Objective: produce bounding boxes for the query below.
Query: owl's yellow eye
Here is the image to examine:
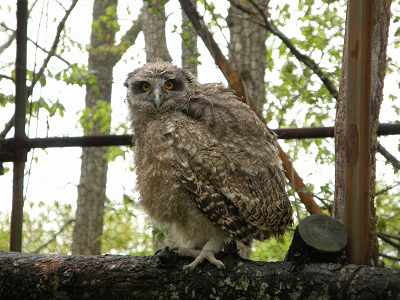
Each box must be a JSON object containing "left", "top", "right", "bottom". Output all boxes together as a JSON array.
[
  {"left": 142, "top": 82, "right": 151, "bottom": 92},
  {"left": 164, "top": 80, "right": 174, "bottom": 91}
]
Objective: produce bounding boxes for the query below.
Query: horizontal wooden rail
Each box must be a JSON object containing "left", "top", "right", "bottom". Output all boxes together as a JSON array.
[{"left": 0, "top": 123, "right": 399, "bottom": 162}]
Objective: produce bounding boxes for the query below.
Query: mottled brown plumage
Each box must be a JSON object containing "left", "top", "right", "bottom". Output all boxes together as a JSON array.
[{"left": 126, "top": 62, "right": 292, "bottom": 269}]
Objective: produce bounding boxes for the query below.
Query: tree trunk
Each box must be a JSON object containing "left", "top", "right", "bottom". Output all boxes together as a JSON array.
[
  {"left": 72, "top": 0, "right": 118, "bottom": 255},
  {"left": 142, "top": 0, "right": 172, "bottom": 62},
  {"left": 227, "top": 0, "right": 268, "bottom": 115},
  {"left": 0, "top": 252, "right": 399, "bottom": 300},
  {"left": 181, "top": 0, "right": 198, "bottom": 76},
  {"left": 334, "top": 0, "right": 392, "bottom": 265}
]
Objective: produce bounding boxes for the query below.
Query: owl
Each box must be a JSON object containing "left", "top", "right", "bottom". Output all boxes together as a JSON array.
[{"left": 125, "top": 62, "right": 292, "bottom": 270}]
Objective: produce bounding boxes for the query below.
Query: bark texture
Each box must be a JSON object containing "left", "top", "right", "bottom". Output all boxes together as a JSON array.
[
  {"left": 227, "top": 0, "right": 268, "bottom": 115},
  {"left": 181, "top": 0, "right": 198, "bottom": 76},
  {"left": 0, "top": 252, "right": 399, "bottom": 300},
  {"left": 142, "top": 0, "right": 172, "bottom": 62},
  {"left": 334, "top": 1, "right": 392, "bottom": 265},
  {"left": 71, "top": 0, "right": 142, "bottom": 255},
  {"left": 72, "top": 0, "right": 118, "bottom": 255}
]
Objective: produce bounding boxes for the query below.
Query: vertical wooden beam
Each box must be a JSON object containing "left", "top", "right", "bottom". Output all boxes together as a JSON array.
[
  {"left": 10, "top": 0, "right": 28, "bottom": 252},
  {"left": 344, "top": 0, "right": 373, "bottom": 264}
]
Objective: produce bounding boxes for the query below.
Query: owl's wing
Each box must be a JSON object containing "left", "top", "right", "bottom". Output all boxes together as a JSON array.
[{"left": 170, "top": 88, "right": 292, "bottom": 241}]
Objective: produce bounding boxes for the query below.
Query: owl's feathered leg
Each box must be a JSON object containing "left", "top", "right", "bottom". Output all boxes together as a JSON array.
[{"left": 181, "top": 236, "right": 225, "bottom": 270}]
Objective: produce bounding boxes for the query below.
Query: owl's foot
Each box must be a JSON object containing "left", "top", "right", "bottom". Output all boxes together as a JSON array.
[{"left": 183, "top": 249, "right": 225, "bottom": 270}]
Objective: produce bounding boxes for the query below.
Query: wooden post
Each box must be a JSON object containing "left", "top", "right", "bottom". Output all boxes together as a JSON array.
[
  {"left": 344, "top": 0, "right": 373, "bottom": 264},
  {"left": 10, "top": 0, "right": 28, "bottom": 252}
]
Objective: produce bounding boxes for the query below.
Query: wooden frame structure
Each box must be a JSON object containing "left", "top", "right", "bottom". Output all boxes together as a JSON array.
[{"left": 1, "top": 0, "right": 399, "bottom": 265}]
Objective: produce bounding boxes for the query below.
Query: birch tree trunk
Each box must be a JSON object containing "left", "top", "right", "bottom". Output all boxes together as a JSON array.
[
  {"left": 142, "top": 0, "right": 172, "bottom": 63},
  {"left": 72, "top": 0, "right": 118, "bottom": 255},
  {"left": 71, "top": 0, "right": 143, "bottom": 255},
  {"left": 334, "top": 0, "right": 392, "bottom": 265},
  {"left": 227, "top": 0, "right": 268, "bottom": 115}
]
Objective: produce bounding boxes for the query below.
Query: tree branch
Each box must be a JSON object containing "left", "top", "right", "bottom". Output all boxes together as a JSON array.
[
  {"left": 111, "top": 13, "right": 143, "bottom": 66},
  {"left": 0, "top": 252, "right": 399, "bottom": 299},
  {"left": 0, "top": 0, "right": 39, "bottom": 55},
  {"left": 179, "top": 0, "right": 322, "bottom": 215},
  {"left": 0, "top": 0, "right": 78, "bottom": 140},
  {"left": 0, "top": 74, "right": 14, "bottom": 81},
  {"left": 378, "top": 233, "right": 400, "bottom": 251},
  {"left": 379, "top": 253, "right": 400, "bottom": 262},
  {"left": 0, "top": 22, "right": 72, "bottom": 67},
  {"left": 178, "top": 0, "right": 248, "bottom": 103},
  {"left": 29, "top": 0, "right": 78, "bottom": 93},
  {"left": 377, "top": 143, "right": 400, "bottom": 172},
  {"left": 0, "top": 115, "right": 14, "bottom": 140},
  {"left": 33, "top": 219, "right": 75, "bottom": 253},
  {"left": 0, "top": 28, "right": 15, "bottom": 55}
]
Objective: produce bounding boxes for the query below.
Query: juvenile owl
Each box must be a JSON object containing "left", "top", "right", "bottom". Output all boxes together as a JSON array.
[{"left": 125, "top": 62, "right": 292, "bottom": 269}]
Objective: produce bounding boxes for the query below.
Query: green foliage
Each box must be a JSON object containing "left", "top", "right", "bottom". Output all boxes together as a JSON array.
[
  {"left": 54, "top": 64, "right": 94, "bottom": 87},
  {"left": 102, "top": 195, "right": 152, "bottom": 256},
  {"left": 92, "top": 4, "right": 120, "bottom": 39},
  {"left": 251, "top": 232, "right": 293, "bottom": 261},
  {"left": 29, "top": 98, "right": 65, "bottom": 117},
  {"left": 0, "top": 93, "right": 13, "bottom": 106},
  {"left": 375, "top": 183, "right": 400, "bottom": 269},
  {"left": 79, "top": 100, "right": 111, "bottom": 134},
  {"left": 0, "top": 201, "right": 74, "bottom": 254}
]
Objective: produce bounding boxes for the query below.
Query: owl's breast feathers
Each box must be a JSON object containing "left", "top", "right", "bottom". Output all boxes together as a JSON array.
[{"left": 135, "top": 87, "right": 292, "bottom": 242}]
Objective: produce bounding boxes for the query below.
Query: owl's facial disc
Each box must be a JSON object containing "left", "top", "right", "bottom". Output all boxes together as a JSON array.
[{"left": 129, "top": 75, "right": 185, "bottom": 110}]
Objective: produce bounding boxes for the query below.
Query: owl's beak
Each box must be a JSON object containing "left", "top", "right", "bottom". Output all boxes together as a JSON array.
[{"left": 153, "top": 88, "right": 161, "bottom": 109}]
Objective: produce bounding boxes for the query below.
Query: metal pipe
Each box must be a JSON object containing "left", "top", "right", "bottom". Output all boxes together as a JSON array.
[
  {"left": 344, "top": 0, "right": 373, "bottom": 265},
  {"left": 10, "top": 0, "right": 28, "bottom": 252}
]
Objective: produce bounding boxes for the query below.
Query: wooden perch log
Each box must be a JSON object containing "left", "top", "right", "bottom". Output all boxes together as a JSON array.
[
  {"left": 286, "top": 215, "right": 347, "bottom": 264},
  {"left": 0, "top": 252, "right": 399, "bottom": 299}
]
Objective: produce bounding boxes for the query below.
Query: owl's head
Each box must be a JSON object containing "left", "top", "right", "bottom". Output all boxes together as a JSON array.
[{"left": 125, "top": 62, "right": 197, "bottom": 113}]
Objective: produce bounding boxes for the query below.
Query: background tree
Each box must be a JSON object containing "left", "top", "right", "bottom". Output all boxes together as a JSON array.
[
  {"left": 142, "top": 0, "right": 172, "bottom": 63},
  {"left": 227, "top": 0, "right": 268, "bottom": 115},
  {"left": 72, "top": 0, "right": 141, "bottom": 254},
  {"left": 182, "top": 0, "right": 199, "bottom": 76},
  {"left": 334, "top": 0, "right": 392, "bottom": 265}
]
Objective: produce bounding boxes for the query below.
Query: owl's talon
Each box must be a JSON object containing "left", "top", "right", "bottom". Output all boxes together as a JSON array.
[{"left": 183, "top": 250, "right": 225, "bottom": 270}]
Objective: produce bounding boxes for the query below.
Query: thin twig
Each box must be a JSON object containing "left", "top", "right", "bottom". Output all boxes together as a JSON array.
[
  {"left": 375, "top": 182, "right": 400, "bottom": 196},
  {"left": 0, "top": 115, "right": 15, "bottom": 140},
  {"left": 0, "top": 74, "right": 14, "bottom": 81},
  {"left": 379, "top": 253, "right": 400, "bottom": 262},
  {"left": 1, "top": 22, "right": 72, "bottom": 66},
  {"left": 379, "top": 232, "right": 400, "bottom": 242},
  {"left": 377, "top": 143, "right": 400, "bottom": 172},
  {"left": 378, "top": 233, "right": 400, "bottom": 250},
  {"left": 0, "top": 0, "right": 78, "bottom": 140},
  {"left": 111, "top": 13, "right": 143, "bottom": 66},
  {"left": 0, "top": 0, "right": 40, "bottom": 55},
  {"left": 33, "top": 219, "right": 75, "bottom": 253},
  {"left": 29, "top": 0, "right": 78, "bottom": 93}
]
